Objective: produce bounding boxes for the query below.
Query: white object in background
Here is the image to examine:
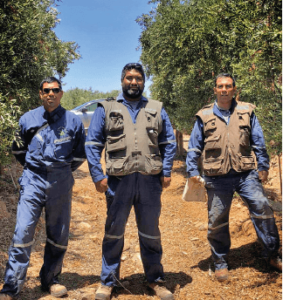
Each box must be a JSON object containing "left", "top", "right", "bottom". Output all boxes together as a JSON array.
[{"left": 182, "top": 176, "right": 207, "bottom": 202}]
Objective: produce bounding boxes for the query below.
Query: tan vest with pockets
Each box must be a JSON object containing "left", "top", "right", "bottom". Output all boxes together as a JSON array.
[
  {"left": 196, "top": 101, "right": 256, "bottom": 176},
  {"left": 100, "top": 99, "right": 163, "bottom": 176}
]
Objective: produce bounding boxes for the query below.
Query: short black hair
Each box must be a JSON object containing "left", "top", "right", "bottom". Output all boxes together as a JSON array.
[
  {"left": 40, "top": 76, "right": 62, "bottom": 91},
  {"left": 121, "top": 63, "right": 145, "bottom": 82},
  {"left": 215, "top": 73, "right": 236, "bottom": 87}
]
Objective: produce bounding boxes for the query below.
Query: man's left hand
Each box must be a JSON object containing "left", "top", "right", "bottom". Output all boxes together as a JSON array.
[
  {"left": 161, "top": 176, "right": 171, "bottom": 188},
  {"left": 258, "top": 170, "right": 269, "bottom": 183}
]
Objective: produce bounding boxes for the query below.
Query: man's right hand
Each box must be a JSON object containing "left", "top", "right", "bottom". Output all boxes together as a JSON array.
[
  {"left": 190, "top": 176, "right": 205, "bottom": 185},
  {"left": 95, "top": 178, "right": 108, "bottom": 193}
]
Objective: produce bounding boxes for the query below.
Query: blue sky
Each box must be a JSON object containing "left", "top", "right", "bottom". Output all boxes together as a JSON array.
[{"left": 54, "top": 0, "right": 154, "bottom": 95}]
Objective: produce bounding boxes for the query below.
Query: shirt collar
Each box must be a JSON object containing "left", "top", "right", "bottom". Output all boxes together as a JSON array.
[
  {"left": 117, "top": 92, "right": 148, "bottom": 104},
  {"left": 43, "top": 105, "right": 65, "bottom": 123}
]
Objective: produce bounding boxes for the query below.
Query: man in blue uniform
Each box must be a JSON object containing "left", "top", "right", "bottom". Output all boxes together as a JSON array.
[
  {"left": 186, "top": 73, "right": 281, "bottom": 281},
  {"left": 0, "top": 77, "right": 86, "bottom": 299},
  {"left": 85, "top": 63, "right": 177, "bottom": 300}
]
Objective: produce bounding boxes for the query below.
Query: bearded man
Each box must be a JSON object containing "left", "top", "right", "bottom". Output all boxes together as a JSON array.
[{"left": 85, "top": 63, "right": 176, "bottom": 300}]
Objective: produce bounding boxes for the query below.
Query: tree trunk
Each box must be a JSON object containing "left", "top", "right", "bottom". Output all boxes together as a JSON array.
[{"left": 175, "top": 130, "right": 184, "bottom": 157}]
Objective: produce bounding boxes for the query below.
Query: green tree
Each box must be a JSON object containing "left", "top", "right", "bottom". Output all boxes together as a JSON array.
[
  {"left": 137, "top": 0, "right": 282, "bottom": 154},
  {"left": 61, "top": 88, "right": 120, "bottom": 110},
  {"left": 0, "top": 0, "right": 80, "bottom": 165}
]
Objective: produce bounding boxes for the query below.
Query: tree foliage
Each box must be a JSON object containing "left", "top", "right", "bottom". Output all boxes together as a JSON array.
[
  {"left": 61, "top": 88, "right": 120, "bottom": 110},
  {"left": 137, "top": 0, "right": 282, "bottom": 154},
  {"left": 0, "top": 0, "right": 80, "bottom": 165}
]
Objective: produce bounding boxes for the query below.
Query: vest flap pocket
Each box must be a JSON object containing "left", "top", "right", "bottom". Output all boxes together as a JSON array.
[
  {"left": 107, "top": 134, "right": 126, "bottom": 152},
  {"left": 237, "top": 112, "right": 250, "bottom": 128},
  {"left": 144, "top": 154, "right": 163, "bottom": 175},
  {"left": 203, "top": 158, "right": 223, "bottom": 175},
  {"left": 204, "top": 135, "right": 221, "bottom": 150},
  {"left": 240, "top": 155, "right": 255, "bottom": 171},
  {"left": 145, "top": 108, "right": 157, "bottom": 116},
  {"left": 106, "top": 155, "right": 130, "bottom": 176},
  {"left": 204, "top": 117, "right": 217, "bottom": 132},
  {"left": 108, "top": 110, "right": 124, "bottom": 131},
  {"left": 145, "top": 109, "right": 158, "bottom": 129}
]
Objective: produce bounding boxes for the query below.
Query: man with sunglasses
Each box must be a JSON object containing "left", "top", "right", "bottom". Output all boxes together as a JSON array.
[
  {"left": 85, "top": 63, "right": 176, "bottom": 300},
  {"left": 186, "top": 73, "right": 281, "bottom": 282},
  {"left": 0, "top": 77, "right": 86, "bottom": 299}
]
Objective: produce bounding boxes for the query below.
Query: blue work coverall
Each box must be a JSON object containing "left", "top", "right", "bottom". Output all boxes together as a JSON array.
[
  {"left": 1, "top": 105, "right": 86, "bottom": 296},
  {"left": 85, "top": 94, "right": 176, "bottom": 286},
  {"left": 186, "top": 99, "right": 279, "bottom": 270}
]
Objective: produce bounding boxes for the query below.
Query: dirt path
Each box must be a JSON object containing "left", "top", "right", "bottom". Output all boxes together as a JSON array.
[{"left": 0, "top": 154, "right": 282, "bottom": 300}]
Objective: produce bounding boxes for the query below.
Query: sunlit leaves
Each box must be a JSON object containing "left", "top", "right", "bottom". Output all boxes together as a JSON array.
[{"left": 138, "top": 0, "right": 282, "bottom": 154}]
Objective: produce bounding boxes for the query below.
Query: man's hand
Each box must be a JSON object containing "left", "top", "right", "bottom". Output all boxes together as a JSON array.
[
  {"left": 95, "top": 178, "right": 108, "bottom": 193},
  {"left": 161, "top": 176, "right": 171, "bottom": 188},
  {"left": 190, "top": 176, "right": 205, "bottom": 185},
  {"left": 258, "top": 170, "right": 268, "bottom": 183}
]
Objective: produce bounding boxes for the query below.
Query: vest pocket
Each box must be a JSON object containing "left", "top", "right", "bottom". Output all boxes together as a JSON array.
[
  {"left": 145, "top": 109, "right": 158, "bottom": 130},
  {"left": 237, "top": 112, "right": 250, "bottom": 127},
  {"left": 204, "top": 135, "right": 221, "bottom": 159},
  {"left": 204, "top": 117, "right": 216, "bottom": 135},
  {"left": 108, "top": 111, "right": 124, "bottom": 131},
  {"left": 203, "top": 158, "right": 223, "bottom": 175},
  {"left": 147, "top": 129, "right": 159, "bottom": 148},
  {"left": 106, "top": 155, "right": 130, "bottom": 176},
  {"left": 107, "top": 134, "right": 126, "bottom": 152},
  {"left": 240, "top": 155, "right": 255, "bottom": 171},
  {"left": 144, "top": 154, "right": 163, "bottom": 175}
]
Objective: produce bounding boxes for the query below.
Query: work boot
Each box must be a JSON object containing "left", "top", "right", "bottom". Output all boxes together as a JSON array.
[
  {"left": 50, "top": 284, "right": 68, "bottom": 298},
  {"left": 95, "top": 284, "right": 113, "bottom": 300},
  {"left": 148, "top": 283, "right": 174, "bottom": 300},
  {"left": 215, "top": 268, "right": 228, "bottom": 282},
  {"left": 0, "top": 294, "right": 13, "bottom": 300},
  {"left": 270, "top": 256, "right": 282, "bottom": 272}
]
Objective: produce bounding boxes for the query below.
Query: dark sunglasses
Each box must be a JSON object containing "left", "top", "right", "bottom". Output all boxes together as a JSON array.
[{"left": 42, "top": 88, "right": 61, "bottom": 94}]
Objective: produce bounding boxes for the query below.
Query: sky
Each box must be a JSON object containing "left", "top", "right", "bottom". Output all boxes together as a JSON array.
[{"left": 53, "top": 0, "right": 155, "bottom": 95}]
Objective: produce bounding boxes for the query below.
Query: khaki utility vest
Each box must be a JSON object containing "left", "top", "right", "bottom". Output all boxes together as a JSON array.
[
  {"left": 100, "top": 99, "right": 163, "bottom": 176},
  {"left": 196, "top": 101, "right": 256, "bottom": 176}
]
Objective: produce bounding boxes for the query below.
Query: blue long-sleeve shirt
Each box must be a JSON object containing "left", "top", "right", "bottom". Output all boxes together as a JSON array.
[
  {"left": 12, "top": 105, "right": 86, "bottom": 172},
  {"left": 85, "top": 93, "right": 177, "bottom": 183},
  {"left": 186, "top": 99, "right": 269, "bottom": 178}
]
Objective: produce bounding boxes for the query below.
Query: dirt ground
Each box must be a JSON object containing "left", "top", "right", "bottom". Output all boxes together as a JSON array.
[{"left": 0, "top": 140, "right": 282, "bottom": 300}]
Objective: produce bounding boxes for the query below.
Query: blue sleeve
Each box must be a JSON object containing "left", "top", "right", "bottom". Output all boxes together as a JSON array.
[
  {"left": 250, "top": 112, "right": 269, "bottom": 171},
  {"left": 158, "top": 108, "right": 177, "bottom": 177},
  {"left": 186, "top": 118, "right": 204, "bottom": 177},
  {"left": 71, "top": 120, "right": 86, "bottom": 172},
  {"left": 11, "top": 118, "right": 27, "bottom": 166},
  {"left": 85, "top": 106, "right": 107, "bottom": 183}
]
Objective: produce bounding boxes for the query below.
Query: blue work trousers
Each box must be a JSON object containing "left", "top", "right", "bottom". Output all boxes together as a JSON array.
[
  {"left": 1, "top": 167, "right": 73, "bottom": 296},
  {"left": 101, "top": 172, "right": 164, "bottom": 286},
  {"left": 204, "top": 169, "right": 279, "bottom": 270}
]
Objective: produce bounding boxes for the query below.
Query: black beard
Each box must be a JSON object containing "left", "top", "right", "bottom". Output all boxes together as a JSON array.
[{"left": 122, "top": 85, "right": 143, "bottom": 99}]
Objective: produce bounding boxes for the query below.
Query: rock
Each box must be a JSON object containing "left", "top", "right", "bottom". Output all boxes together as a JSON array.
[
  {"left": 199, "top": 224, "right": 208, "bottom": 231},
  {"left": 77, "top": 222, "right": 92, "bottom": 231},
  {"left": 121, "top": 254, "right": 127, "bottom": 261},
  {"left": 81, "top": 293, "right": 95, "bottom": 300}
]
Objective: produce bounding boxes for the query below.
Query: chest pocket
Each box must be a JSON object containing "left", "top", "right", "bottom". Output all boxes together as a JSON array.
[
  {"left": 145, "top": 108, "right": 159, "bottom": 147},
  {"left": 237, "top": 112, "right": 251, "bottom": 128},
  {"left": 54, "top": 136, "right": 73, "bottom": 159},
  {"left": 108, "top": 110, "right": 124, "bottom": 131},
  {"left": 203, "top": 117, "right": 217, "bottom": 136},
  {"left": 237, "top": 112, "right": 251, "bottom": 152}
]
